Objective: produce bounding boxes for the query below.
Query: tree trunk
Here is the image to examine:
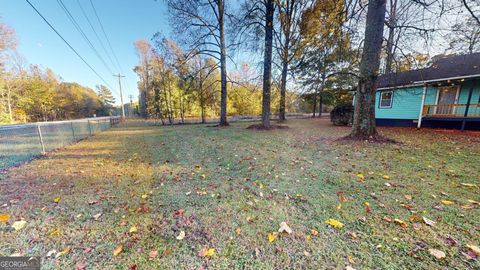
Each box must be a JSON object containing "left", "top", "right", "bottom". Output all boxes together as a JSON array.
[
  {"left": 350, "top": 0, "right": 387, "bottom": 139},
  {"left": 218, "top": 0, "right": 228, "bottom": 126},
  {"left": 279, "top": 48, "right": 288, "bottom": 121},
  {"left": 312, "top": 93, "right": 317, "bottom": 117},
  {"left": 261, "top": 0, "right": 275, "bottom": 128},
  {"left": 6, "top": 84, "right": 13, "bottom": 122},
  {"left": 318, "top": 95, "right": 323, "bottom": 118},
  {"left": 385, "top": 0, "right": 398, "bottom": 74}
]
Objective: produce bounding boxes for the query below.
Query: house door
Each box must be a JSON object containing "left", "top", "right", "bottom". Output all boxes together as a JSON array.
[{"left": 436, "top": 86, "right": 459, "bottom": 115}]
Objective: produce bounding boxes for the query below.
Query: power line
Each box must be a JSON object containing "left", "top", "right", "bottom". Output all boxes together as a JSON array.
[
  {"left": 56, "top": 0, "right": 115, "bottom": 76},
  {"left": 24, "top": 0, "right": 115, "bottom": 91},
  {"left": 76, "top": 0, "right": 118, "bottom": 74},
  {"left": 88, "top": 0, "right": 134, "bottom": 98}
]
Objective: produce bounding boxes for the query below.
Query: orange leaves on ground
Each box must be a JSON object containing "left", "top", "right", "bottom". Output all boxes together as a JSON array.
[
  {"left": 325, "top": 218, "right": 344, "bottom": 229},
  {"left": 113, "top": 244, "right": 123, "bottom": 257},
  {"left": 310, "top": 229, "right": 319, "bottom": 236},
  {"left": 0, "top": 214, "right": 10, "bottom": 222},
  {"left": 394, "top": 219, "right": 408, "bottom": 228}
]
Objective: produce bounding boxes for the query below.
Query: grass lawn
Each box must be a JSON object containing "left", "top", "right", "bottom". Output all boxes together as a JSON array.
[{"left": 0, "top": 118, "right": 479, "bottom": 269}]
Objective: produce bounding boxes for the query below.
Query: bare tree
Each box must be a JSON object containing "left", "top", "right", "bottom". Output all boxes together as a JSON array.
[
  {"left": 350, "top": 0, "right": 387, "bottom": 139},
  {"left": 275, "top": 0, "right": 308, "bottom": 121},
  {"left": 166, "top": 0, "right": 229, "bottom": 126},
  {"left": 462, "top": 0, "right": 480, "bottom": 26}
]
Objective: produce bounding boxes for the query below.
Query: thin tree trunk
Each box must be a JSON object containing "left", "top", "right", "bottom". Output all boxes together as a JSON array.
[
  {"left": 350, "top": 0, "right": 387, "bottom": 139},
  {"left": 319, "top": 95, "right": 323, "bottom": 118},
  {"left": 312, "top": 92, "right": 317, "bottom": 117},
  {"left": 262, "top": 0, "right": 275, "bottom": 128},
  {"left": 279, "top": 49, "right": 288, "bottom": 121},
  {"left": 385, "top": 0, "right": 398, "bottom": 74},
  {"left": 6, "top": 84, "right": 13, "bottom": 122},
  {"left": 218, "top": 0, "right": 228, "bottom": 126}
]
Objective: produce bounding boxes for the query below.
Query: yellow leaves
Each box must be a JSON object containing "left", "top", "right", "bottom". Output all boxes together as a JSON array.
[
  {"left": 113, "top": 244, "right": 123, "bottom": 257},
  {"left": 141, "top": 194, "right": 148, "bottom": 199},
  {"left": 198, "top": 248, "right": 215, "bottom": 257},
  {"left": 259, "top": 183, "right": 264, "bottom": 189},
  {"left": 176, "top": 230, "right": 185, "bottom": 240},
  {"left": 356, "top": 173, "right": 365, "bottom": 181},
  {"left": 268, "top": 232, "right": 278, "bottom": 242},
  {"left": 129, "top": 226, "right": 138, "bottom": 233},
  {"left": 441, "top": 200, "right": 454, "bottom": 205},
  {"left": 0, "top": 214, "right": 10, "bottom": 222},
  {"left": 382, "top": 175, "right": 390, "bottom": 180},
  {"left": 468, "top": 199, "right": 480, "bottom": 205},
  {"left": 460, "top": 183, "right": 477, "bottom": 188},
  {"left": 56, "top": 247, "right": 70, "bottom": 258},
  {"left": 428, "top": 248, "right": 446, "bottom": 259},
  {"left": 325, "top": 218, "right": 344, "bottom": 229},
  {"left": 467, "top": 244, "right": 480, "bottom": 255},
  {"left": 393, "top": 219, "right": 408, "bottom": 228},
  {"left": 53, "top": 197, "right": 60, "bottom": 203},
  {"left": 235, "top": 228, "right": 241, "bottom": 235},
  {"left": 12, "top": 220, "right": 27, "bottom": 231},
  {"left": 49, "top": 229, "right": 61, "bottom": 236},
  {"left": 310, "top": 229, "right": 319, "bottom": 236},
  {"left": 278, "top": 222, "right": 292, "bottom": 234},
  {"left": 200, "top": 174, "right": 206, "bottom": 179}
]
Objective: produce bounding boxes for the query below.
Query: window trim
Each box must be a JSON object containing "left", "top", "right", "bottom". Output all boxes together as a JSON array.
[{"left": 379, "top": 91, "right": 393, "bottom": 109}]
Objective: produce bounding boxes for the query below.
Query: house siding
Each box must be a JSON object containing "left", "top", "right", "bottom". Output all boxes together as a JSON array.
[{"left": 375, "top": 78, "right": 480, "bottom": 121}]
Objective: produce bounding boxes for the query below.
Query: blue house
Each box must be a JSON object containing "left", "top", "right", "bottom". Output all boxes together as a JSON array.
[{"left": 375, "top": 53, "right": 480, "bottom": 130}]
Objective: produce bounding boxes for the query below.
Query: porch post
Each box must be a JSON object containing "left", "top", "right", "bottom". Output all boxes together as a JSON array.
[
  {"left": 461, "top": 87, "right": 474, "bottom": 131},
  {"left": 417, "top": 84, "right": 427, "bottom": 129}
]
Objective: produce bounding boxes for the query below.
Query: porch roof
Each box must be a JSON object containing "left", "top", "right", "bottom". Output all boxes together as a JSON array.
[{"left": 377, "top": 53, "right": 480, "bottom": 90}]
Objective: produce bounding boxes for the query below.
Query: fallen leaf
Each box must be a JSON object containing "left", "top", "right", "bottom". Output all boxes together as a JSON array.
[
  {"left": 268, "top": 232, "right": 278, "bottom": 242},
  {"left": 76, "top": 262, "right": 87, "bottom": 270},
  {"left": 149, "top": 250, "right": 158, "bottom": 260},
  {"left": 113, "top": 244, "right": 123, "bottom": 257},
  {"left": 93, "top": 213, "right": 102, "bottom": 220},
  {"left": 325, "top": 218, "right": 344, "bottom": 229},
  {"left": 236, "top": 228, "right": 241, "bottom": 235},
  {"left": 394, "top": 219, "right": 408, "bottom": 228},
  {"left": 441, "top": 200, "right": 454, "bottom": 205},
  {"left": 53, "top": 197, "right": 60, "bottom": 203},
  {"left": 141, "top": 194, "right": 148, "bottom": 199},
  {"left": 0, "top": 214, "right": 10, "bottom": 222},
  {"left": 422, "top": 217, "right": 435, "bottom": 226},
  {"left": 356, "top": 173, "right": 365, "bottom": 180},
  {"left": 429, "top": 248, "right": 446, "bottom": 259},
  {"left": 345, "top": 266, "right": 357, "bottom": 270},
  {"left": 278, "top": 222, "right": 292, "bottom": 234},
  {"left": 129, "top": 226, "right": 138, "bottom": 233},
  {"left": 12, "top": 220, "right": 27, "bottom": 231},
  {"left": 46, "top": 249, "right": 57, "bottom": 257},
  {"left": 176, "top": 230, "right": 185, "bottom": 240},
  {"left": 163, "top": 248, "right": 172, "bottom": 255},
  {"left": 56, "top": 247, "right": 70, "bottom": 258},
  {"left": 382, "top": 175, "right": 390, "bottom": 180},
  {"left": 404, "top": 195, "right": 412, "bottom": 201},
  {"left": 460, "top": 183, "right": 477, "bottom": 188},
  {"left": 467, "top": 244, "right": 480, "bottom": 255},
  {"left": 310, "top": 229, "right": 318, "bottom": 236},
  {"left": 198, "top": 248, "right": 215, "bottom": 257},
  {"left": 303, "top": 250, "right": 310, "bottom": 256},
  {"left": 383, "top": 216, "right": 392, "bottom": 222},
  {"left": 49, "top": 229, "right": 60, "bottom": 236}
]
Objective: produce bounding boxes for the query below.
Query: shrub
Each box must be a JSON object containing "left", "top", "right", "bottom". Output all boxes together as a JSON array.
[{"left": 330, "top": 104, "right": 353, "bottom": 126}]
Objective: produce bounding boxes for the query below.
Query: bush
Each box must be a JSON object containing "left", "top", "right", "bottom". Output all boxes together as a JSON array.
[{"left": 330, "top": 104, "right": 353, "bottom": 126}]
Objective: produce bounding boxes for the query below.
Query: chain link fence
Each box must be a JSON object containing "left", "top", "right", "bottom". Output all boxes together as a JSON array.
[{"left": 0, "top": 116, "right": 121, "bottom": 171}]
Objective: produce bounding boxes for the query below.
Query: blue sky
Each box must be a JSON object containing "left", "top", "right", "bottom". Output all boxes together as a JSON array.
[{"left": 1, "top": 0, "right": 171, "bottom": 104}]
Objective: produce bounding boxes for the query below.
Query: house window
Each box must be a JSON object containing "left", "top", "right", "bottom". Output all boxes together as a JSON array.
[{"left": 379, "top": 91, "right": 393, "bottom": 108}]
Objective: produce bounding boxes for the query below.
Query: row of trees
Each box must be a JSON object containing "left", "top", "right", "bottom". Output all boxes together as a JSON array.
[
  {"left": 135, "top": 0, "right": 478, "bottom": 138},
  {"left": 0, "top": 22, "right": 117, "bottom": 124}
]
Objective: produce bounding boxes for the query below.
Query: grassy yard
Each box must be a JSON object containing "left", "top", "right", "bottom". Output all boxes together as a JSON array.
[{"left": 0, "top": 119, "right": 479, "bottom": 269}]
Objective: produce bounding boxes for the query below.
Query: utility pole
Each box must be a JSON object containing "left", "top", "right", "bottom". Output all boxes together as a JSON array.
[{"left": 113, "top": 74, "right": 126, "bottom": 119}]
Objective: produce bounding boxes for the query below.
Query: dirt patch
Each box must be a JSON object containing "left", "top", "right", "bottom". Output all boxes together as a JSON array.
[
  {"left": 246, "top": 124, "right": 289, "bottom": 130},
  {"left": 337, "top": 133, "right": 400, "bottom": 144}
]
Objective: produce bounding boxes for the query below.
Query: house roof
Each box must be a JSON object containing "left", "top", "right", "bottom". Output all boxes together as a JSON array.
[{"left": 377, "top": 53, "right": 480, "bottom": 89}]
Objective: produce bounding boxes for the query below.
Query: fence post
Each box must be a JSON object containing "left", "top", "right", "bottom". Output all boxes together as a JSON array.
[
  {"left": 37, "top": 124, "right": 46, "bottom": 155},
  {"left": 70, "top": 121, "right": 76, "bottom": 141},
  {"left": 88, "top": 120, "right": 92, "bottom": 136}
]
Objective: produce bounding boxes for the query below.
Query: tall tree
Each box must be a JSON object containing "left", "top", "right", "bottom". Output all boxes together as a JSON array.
[
  {"left": 96, "top": 84, "right": 115, "bottom": 116},
  {"left": 350, "top": 0, "right": 387, "bottom": 139},
  {"left": 133, "top": 39, "right": 153, "bottom": 117},
  {"left": 276, "top": 0, "right": 307, "bottom": 121},
  {"left": 261, "top": 0, "right": 275, "bottom": 128},
  {"left": 166, "top": 0, "right": 229, "bottom": 126}
]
